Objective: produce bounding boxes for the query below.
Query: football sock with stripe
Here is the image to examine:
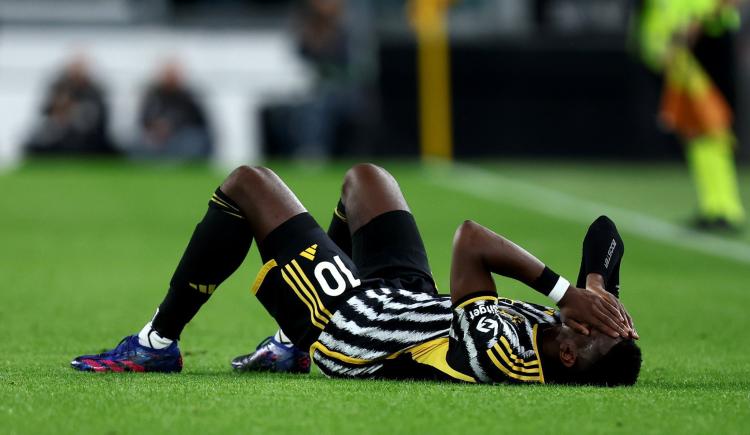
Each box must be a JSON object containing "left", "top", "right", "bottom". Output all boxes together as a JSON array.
[
  {"left": 273, "top": 329, "right": 293, "bottom": 346},
  {"left": 149, "top": 188, "right": 252, "bottom": 341},
  {"left": 138, "top": 316, "right": 174, "bottom": 349},
  {"left": 326, "top": 199, "right": 352, "bottom": 256}
]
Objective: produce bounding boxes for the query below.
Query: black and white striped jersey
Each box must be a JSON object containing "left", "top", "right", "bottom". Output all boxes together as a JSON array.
[{"left": 310, "top": 287, "right": 561, "bottom": 384}]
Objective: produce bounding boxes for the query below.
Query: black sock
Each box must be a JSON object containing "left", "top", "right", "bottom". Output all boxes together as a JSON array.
[
  {"left": 152, "top": 188, "right": 252, "bottom": 340},
  {"left": 326, "top": 199, "right": 352, "bottom": 256}
]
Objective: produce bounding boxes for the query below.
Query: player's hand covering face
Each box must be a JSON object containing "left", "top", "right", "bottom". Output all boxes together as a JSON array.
[
  {"left": 557, "top": 287, "right": 632, "bottom": 339},
  {"left": 587, "top": 284, "right": 638, "bottom": 340}
]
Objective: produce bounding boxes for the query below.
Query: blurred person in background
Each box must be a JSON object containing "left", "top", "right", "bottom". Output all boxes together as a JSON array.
[
  {"left": 133, "top": 61, "right": 213, "bottom": 160},
  {"left": 25, "top": 55, "right": 116, "bottom": 156},
  {"left": 634, "top": 0, "right": 746, "bottom": 231},
  {"left": 288, "top": 0, "right": 376, "bottom": 158}
]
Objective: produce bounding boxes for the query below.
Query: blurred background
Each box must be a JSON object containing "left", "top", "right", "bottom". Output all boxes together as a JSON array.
[
  {"left": 3, "top": 0, "right": 750, "bottom": 163},
  {"left": 1, "top": 0, "right": 749, "bottom": 230}
]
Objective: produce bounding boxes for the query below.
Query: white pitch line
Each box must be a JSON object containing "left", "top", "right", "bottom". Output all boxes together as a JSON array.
[{"left": 426, "top": 163, "right": 750, "bottom": 265}]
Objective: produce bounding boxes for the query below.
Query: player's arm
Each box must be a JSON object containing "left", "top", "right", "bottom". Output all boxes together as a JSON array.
[
  {"left": 449, "top": 220, "right": 630, "bottom": 338},
  {"left": 578, "top": 216, "right": 637, "bottom": 339}
]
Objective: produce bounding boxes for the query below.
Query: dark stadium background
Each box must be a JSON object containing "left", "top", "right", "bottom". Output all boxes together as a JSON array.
[{"left": 3, "top": 0, "right": 750, "bottom": 163}]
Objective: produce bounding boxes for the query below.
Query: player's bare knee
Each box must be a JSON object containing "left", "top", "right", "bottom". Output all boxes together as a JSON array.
[
  {"left": 455, "top": 221, "right": 498, "bottom": 255},
  {"left": 344, "top": 163, "right": 385, "bottom": 182},
  {"left": 342, "top": 163, "right": 392, "bottom": 197},
  {"left": 222, "top": 165, "right": 275, "bottom": 200},
  {"left": 454, "top": 220, "right": 480, "bottom": 245}
]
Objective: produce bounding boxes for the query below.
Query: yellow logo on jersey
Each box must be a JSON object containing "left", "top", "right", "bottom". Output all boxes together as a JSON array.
[{"left": 300, "top": 244, "right": 318, "bottom": 261}]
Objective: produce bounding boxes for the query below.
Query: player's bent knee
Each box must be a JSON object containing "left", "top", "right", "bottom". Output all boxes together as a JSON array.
[
  {"left": 222, "top": 165, "right": 277, "bottom": 199},
  {"left": 453, "top": 220, "right": 481, "bottom": 246},
  {"left": 342, "top": 163, "right": 393, "bottom": 196},
  {"left": 344, "top": 163, "right": 386, "bottom": 182}
]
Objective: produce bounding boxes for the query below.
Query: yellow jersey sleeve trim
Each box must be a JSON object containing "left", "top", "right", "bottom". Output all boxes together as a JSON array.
[
  {"left": 486, "top": 350, "right": 540, "bottom": 382},
  {"left": 456, "top": 295, "right": 497, "bottom": 309},
  {"left": 485, "top": 328, "right": 544, "bottom": 383},
  {"left": 490, "top": 344, "right": 540, "bottom": 374},
  {"left": 497, "top": 338, "right": 540, "bottom": 367},
  {"left": 250, "top": 259, "right": 277, "bottom": 295},
  {"left": 407, "top": 338, "right": 476, "bottom": 383},
  {"left": 531, "top": 324, "right": 545, "bottom": 384}
]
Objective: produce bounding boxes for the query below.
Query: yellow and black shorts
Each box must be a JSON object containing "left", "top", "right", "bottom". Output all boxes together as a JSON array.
[{"left": 251, "top": 210, "right": 436, "bottom": 350}]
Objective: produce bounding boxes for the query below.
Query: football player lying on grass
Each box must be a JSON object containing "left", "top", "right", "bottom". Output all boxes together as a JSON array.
[{"left": 72, "top": 163, "right": 641, "bottom": 385}]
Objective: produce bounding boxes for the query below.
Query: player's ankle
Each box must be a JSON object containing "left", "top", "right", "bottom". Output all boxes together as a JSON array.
[
  {"left": 138, "top": 321, "right": 174, "bottom": 349},
  {"left": 273, "top": 329, "right": 293, "bottom": 347}
]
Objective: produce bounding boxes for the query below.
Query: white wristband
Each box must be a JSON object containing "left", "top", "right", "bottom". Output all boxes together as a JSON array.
[{"left": 548, "top": 277, "right": 570, "bottom": 304}]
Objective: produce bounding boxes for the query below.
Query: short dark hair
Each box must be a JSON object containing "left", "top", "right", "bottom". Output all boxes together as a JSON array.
[
  {"left": 574, "top": 340, "right": 642, "bottom": 386},
  {"left": 543, "top": 339, "right": 642, "bottom": 387}
]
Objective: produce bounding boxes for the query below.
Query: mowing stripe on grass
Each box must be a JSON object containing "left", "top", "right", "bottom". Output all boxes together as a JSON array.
[{"left": 427, "top": 164, "right": 750, "bottom": 265}]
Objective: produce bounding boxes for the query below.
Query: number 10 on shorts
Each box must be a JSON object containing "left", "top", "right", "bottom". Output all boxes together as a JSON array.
[{"left": 314, "top": 256, "right": 361, "bottom": 297}]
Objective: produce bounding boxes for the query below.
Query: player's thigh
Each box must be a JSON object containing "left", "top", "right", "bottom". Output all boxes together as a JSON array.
[
  {"left": 220, "top": 165, "right": 306, "bottom": 243},
  {"left": 351, "top": 209, "right": 435, "bottom": 293},
  {"left": 252, "top": 213, "right": 362, "bottom": 348},
  {"left": 343, "top": 164, "right": 435, "bottom": 292}
]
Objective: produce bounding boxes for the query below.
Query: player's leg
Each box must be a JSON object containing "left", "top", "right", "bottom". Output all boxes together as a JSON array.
[
  {"left": 311, "top": 163, "right": 411, "bottom": 269},
  {"left": 233, "top": 202, "right": 349, "bottom": 373},
  {"left": 340, "top": 163, "right": 436, "bottom": 292},
  {"left": 147, "top": 165, "right": 309, "bottom": 345},
  {"left": 71, "top": 165, "right": 307, "bottom": 373},
  {"left": 339, "top": 163, "right": 409, "bottom": 232},
  {"left": 233, "top": 173, "right": 360, "bottom": 374},
  {"left": 232, "top": 163, "right": 434, "bottom": 373},
  {"left": 222, "top": 169, "right": 319, "bottom": 374},
  {"left": 234, "top": 166, "right": 377, "bottom": 362},
  {"left": 325, "top": 199, "right": 352, "bottom": 256},
  {"left": 147, "top": 166, "right": 304, "bottom": 344}
]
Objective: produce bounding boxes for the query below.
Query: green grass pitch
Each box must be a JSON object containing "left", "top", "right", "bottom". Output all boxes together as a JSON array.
[{"left": 1, "top": 159, "right": 749, "bottom": 434}]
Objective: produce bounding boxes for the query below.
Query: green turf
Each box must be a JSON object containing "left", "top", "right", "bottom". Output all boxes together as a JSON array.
[{"left": 1, "top": 159, "right": 749, "bottom": 434}]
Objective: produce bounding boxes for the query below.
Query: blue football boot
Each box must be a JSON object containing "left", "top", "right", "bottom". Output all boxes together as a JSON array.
[
  {"left": 71, "top": 335, "right": 182, "bottom": 373},
  {"left": 231, "top": 337, "right": 311, "bottom": 373}
]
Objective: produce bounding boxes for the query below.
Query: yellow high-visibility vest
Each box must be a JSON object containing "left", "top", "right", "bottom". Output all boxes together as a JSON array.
[{"left": 637, "top": 0, "right": 740, "bottom": 70}]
